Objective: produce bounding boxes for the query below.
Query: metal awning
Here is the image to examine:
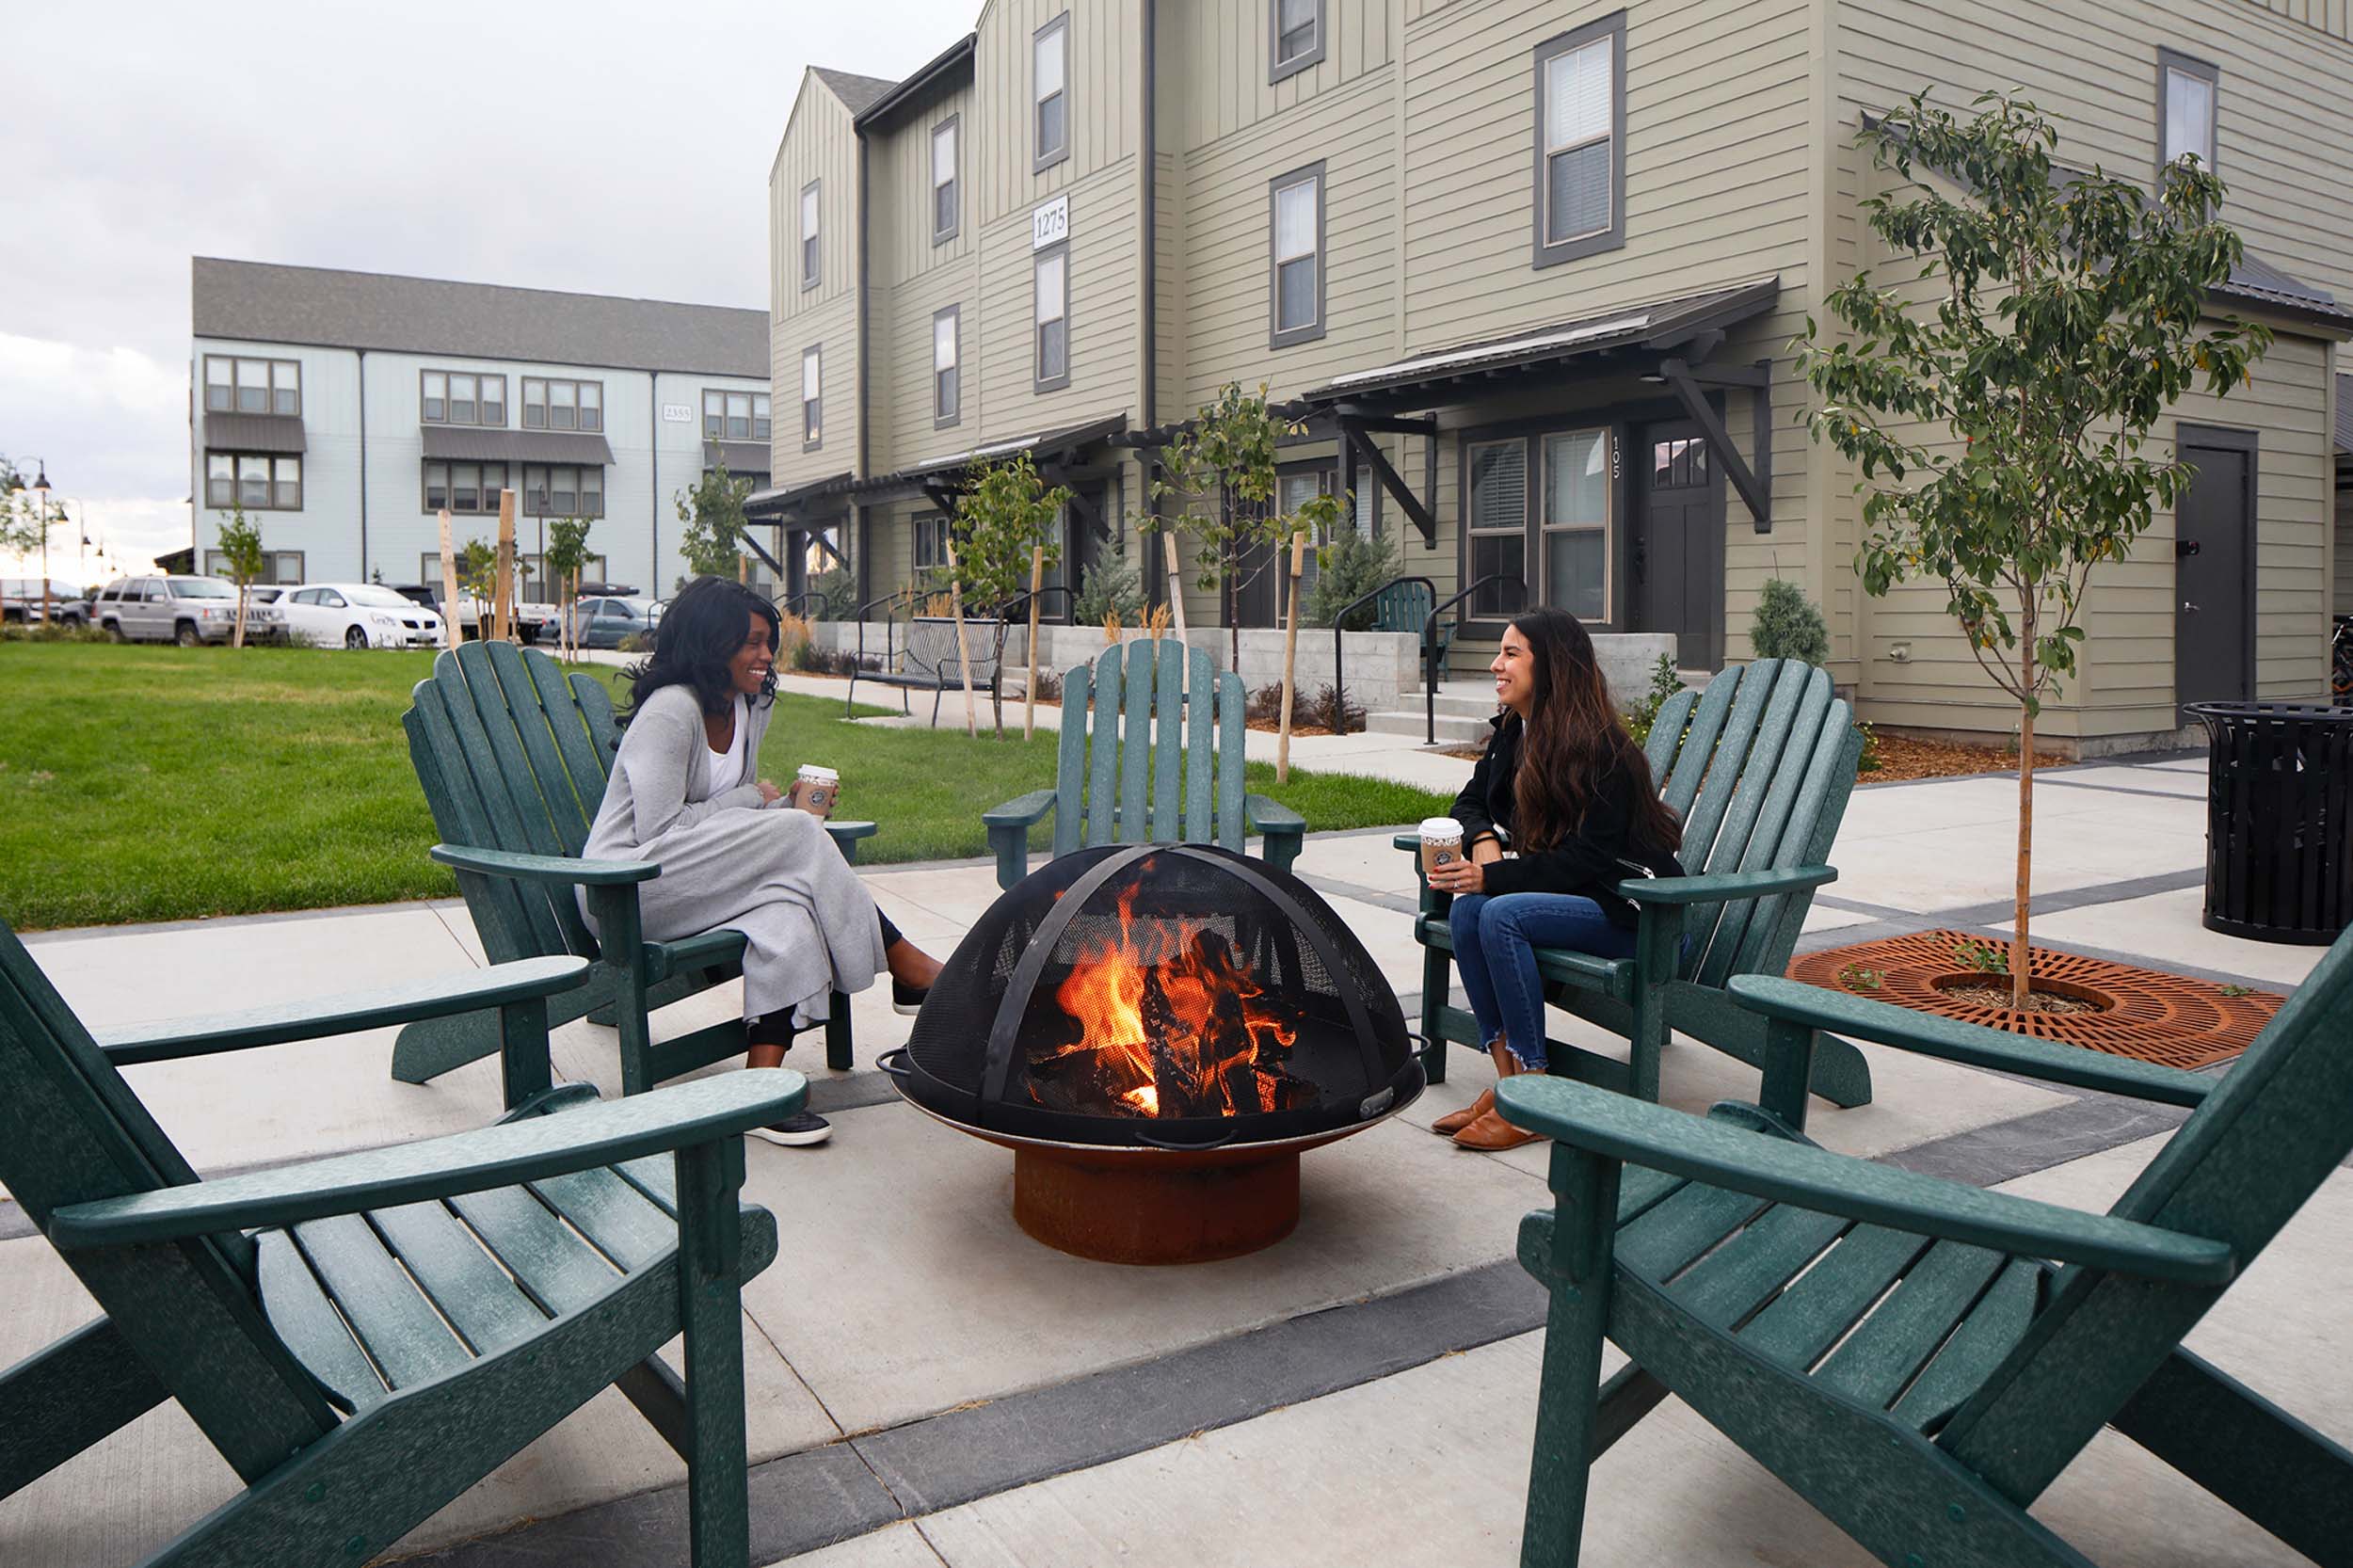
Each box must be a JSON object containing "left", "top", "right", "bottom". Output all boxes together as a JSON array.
[
  {"left": 1292, "top": 277, "right": 1785, "bottom": 536},
  {"left": 419, "top": 427, "right": 616, "bottom": 465},
  {"left": 706, "top": 440, "right": 771, "bottom": 475},
  {"left": 201, "top": 413, "right": 306, "bottom": 454},
  {"left": 744, "top": 413, "right": 1128, "bottom": 519}
]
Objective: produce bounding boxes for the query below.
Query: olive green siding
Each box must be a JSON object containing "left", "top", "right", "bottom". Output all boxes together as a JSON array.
[{"left": 2249, "top": 0, "right": 2353, "bottom": 47}]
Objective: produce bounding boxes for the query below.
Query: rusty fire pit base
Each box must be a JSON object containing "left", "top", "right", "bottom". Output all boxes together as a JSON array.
[{"left": 1013, "top": 1144, "right": 1300, "bottom": 1264}]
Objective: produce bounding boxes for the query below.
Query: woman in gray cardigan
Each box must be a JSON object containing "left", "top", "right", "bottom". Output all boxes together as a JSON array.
[{"left": 583, "top": 577, "right": 941, "bottom": 1146}]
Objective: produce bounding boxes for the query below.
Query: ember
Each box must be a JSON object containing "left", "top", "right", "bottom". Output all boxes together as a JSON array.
[{"left": 1034, "top": 886, "right": 1319, "bottom": 1120}]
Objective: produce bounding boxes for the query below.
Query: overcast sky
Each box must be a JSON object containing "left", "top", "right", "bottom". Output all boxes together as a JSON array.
[{"left": 0, "top": 0, "right": 971, "bottom": 581}]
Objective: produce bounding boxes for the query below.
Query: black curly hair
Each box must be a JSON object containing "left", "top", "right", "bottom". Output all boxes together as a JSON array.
[{"left": 618, "top": 576, "right": 779, "bottom": 727}]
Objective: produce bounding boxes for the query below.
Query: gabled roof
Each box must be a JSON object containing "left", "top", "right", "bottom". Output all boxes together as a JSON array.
[
  {"left": 811, "top": 67, "right": 898, "bottom": 118},
  {"left": 191, "top": 258, "right": 767, "bottom": 376},
  {"left": 853, "top": 35, "right": 978, "bottom": 132}
]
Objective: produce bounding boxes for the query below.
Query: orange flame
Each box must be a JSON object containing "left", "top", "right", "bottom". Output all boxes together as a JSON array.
[{"left": 1043, "top": 880, "right": 1303, "bottom": 1119}]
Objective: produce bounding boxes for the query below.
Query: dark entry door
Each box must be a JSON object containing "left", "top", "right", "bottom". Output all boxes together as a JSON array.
[
  {"left": 2175, "top": 428, "right": 2255, "bottom": 708},
  {"left": 1634, "top": 420, "right": 1724, "bottom": 670},
  {"left": 1047, "top": 484, "right": 1103, "bottom": 622},
  {"left": 1234, "top": 502, "right": 1279, "bottom": 630}
]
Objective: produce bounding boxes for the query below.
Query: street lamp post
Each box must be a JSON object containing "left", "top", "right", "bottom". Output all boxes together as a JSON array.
[{"left": 26, "top": 461, "right": 54, "bottom": 628}]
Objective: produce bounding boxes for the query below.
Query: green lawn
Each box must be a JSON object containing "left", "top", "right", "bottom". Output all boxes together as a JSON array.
[{"left": 0, "top": 644, "right": 1451, "bottom": 930}]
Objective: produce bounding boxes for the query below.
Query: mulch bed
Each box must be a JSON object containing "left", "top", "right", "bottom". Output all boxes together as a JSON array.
[
  {"left": 1789, "top": 930, "right": 2281, "bottom": 1070},
  {"left": 1865, "top": 733, "right": 2069, "bottom": 783}
]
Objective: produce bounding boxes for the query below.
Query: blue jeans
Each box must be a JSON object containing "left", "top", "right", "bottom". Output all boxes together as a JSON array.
[{"left": 1448, "top": 893, "right": 1639, "bottom": 1072}]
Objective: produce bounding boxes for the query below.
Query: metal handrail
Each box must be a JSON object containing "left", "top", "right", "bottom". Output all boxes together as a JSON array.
[
  {"left": 850, "top": 589, "right": 916, "bottom": 673},
  {"left": 1329, "top": 576, "right": 1436, "bottom": 738},
  {"left": 1414, "top": 575, "right": 1522, "bottom": 745}
]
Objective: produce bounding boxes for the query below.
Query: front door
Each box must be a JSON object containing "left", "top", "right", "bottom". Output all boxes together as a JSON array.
[
  {"left": 1043, "top": 486, "right": 1103, "bottom": 621},
  {"left": 1634, "top": 421, "right": 1724, "bottom": 670},
  {"left": 2174, "top": 427, "right": 2256, "bottom": 708}
]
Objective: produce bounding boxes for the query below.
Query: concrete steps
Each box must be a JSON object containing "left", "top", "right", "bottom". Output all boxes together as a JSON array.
[{"left": 1361, "top": 686, "right": 1497, "bottom": 745}]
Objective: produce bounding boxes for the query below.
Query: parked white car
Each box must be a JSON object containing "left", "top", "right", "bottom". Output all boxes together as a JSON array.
[{"left": 279, "top": 583, "right": 444, "bottom": 649}]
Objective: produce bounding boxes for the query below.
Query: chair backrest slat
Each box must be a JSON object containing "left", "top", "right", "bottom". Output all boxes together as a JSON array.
[
  {"left": 1150, "top": 637, "right": 1186, "bottom": 839},
  {"left": 1118, "top": 640, "right": 1156, "bottom": 840},
  {"left": 405, "top": 690, "right": 548, "bottom": 966},
  {"left": 1674, "top": 664, "right": 1778, "bottom": 868},
  {"left": 1185, "top": 648, "right": 1217, "bottom": 841},
  {"left": 1053, "top": 659, "right": 1094, "bottom": 859},
  {"left": 1659, "top": 668, "right": 1740, "bottom": 821},
  {"left": 1940, "top": 926, "right": 2353, "bottom": 1499},
  {"left": 1730, "top": 700, "right": 1863, "bottom": 978},
  {"left": 484, "top": 642, "right": 593, "bottom": 859},
  {"left": 1211, "top": 665, "right": 1247, "bottom": 845},
  {"left": 1642, "top": 688, "right": 1699, "bottom": 785},
  {"left": 1696, "top": 668, "right": 1833, "bottom": 984},
  {"left": 0, "top": 926, "right": 341, "bottom": 1477},
  {"left": 1082, "top": 647, "right": 1125, "bottom": 847}
]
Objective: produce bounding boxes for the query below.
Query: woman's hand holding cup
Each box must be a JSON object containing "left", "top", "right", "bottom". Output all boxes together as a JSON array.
[{"left": 755, "top": 778, "right": 783, "bottom": 805}]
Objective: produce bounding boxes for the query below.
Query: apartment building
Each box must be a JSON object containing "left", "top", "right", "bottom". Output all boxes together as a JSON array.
[
  {"left": 189, "top": 258, "right": 774, "bottom": 596},
  {"left": 760, "top": 0, "right": 2353, "bottom": 750}
]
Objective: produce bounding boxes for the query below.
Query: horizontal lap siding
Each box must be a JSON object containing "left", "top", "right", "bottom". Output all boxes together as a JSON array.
[
  {"left": 874, "top": 265, "right": 984, "bottom": 472},
  {"left": 2244, "top": 0, "right": 2352, "bottom": 49},
  {"left": 770, "top": 295, "right": 860, "bottom": 491}
]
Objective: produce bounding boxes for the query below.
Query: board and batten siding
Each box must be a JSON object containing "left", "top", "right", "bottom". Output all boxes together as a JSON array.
[
  {"left": 1835, "top": 0, "right": 2353, "bottom": 306},
  {"left": 1165, "top": 0, "right": 1395, "bottom": 153},
  {"left": 769, "top": 72, "right": 865, "bottom": 488},
  {"left": 870, "top": 82, "right": 979, "bottom": 285},
  {"left": 974, "top": 164, "right": 1142, "bottom": 440},
  {"left": 970, "top": 0, "right": 1142, "bottom": 230},
  {"left": 2248, "top": 0, "right": 2353, "bottom": 46}
]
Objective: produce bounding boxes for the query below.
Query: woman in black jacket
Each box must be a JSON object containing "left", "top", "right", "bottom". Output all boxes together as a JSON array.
[{"left": 1424, "top": 608, "right": 1683, "bottom": 1150}]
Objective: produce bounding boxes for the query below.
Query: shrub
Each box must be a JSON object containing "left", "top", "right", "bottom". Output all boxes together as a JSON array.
[
  {"left": 617, "top": 632, "right": 654, "bottom": 654},
  {"left": 1620, "top": 654, "right": 1689, "bottom": 748},
  {"left": 1303, "top": 682, "right": 1366, "bottom": 735},
  {"left": 1029, "top": 667, "right": 1063, "bottom": 703},
  {"left": 775, "top": 609, "right": 814, "bottom": 667},
  {"left": 1751, "top": 577, "right": 1829, "bottom": 665},
  {"left": 806, "top": 565, "right": 857, "bottom": 620},
  {"left": 1243, "top": 683, "right": 1285, "bottom": 727},
  {"left": 1855, "top": 720, "right": 1883, "bottom": 774},
  {"left": 1071, "top": 558, "right": 1146, "bottom": 627},
  {"left": 1302, "top": 531, "right": 1401, "bottom": 631},
  {"left": 0, "top": 622, "right": 109, "bottom": 645}
]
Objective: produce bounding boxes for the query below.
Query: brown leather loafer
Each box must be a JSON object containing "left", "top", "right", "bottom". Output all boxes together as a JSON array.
[
  {"left": 1432, "top": 1089, "right": 1495, "bottom": 1135},
  {"left": 1451, "top": 1107, "right": 1545, "bottom": 1152}
]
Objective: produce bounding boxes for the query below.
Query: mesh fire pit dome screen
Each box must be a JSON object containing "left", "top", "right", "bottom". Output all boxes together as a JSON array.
[{"left": 901, "top": 842, "right": 1418, "bottom": 1146}]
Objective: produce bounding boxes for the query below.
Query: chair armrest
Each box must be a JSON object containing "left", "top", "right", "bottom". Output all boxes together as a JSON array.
[
  {"left": 1244, "top": 794, "right": 1305, "bottom": 834},
  {"left": 1393, "top": 832, "right": 1420, "bottom": 854},
  {"left": 50, "top": 1071, "right": 808, "bottom": 1250},
  {"left": 1497, "top": 1077, "right": 2234, "bottom": 1286},
  {"left": 431, "top": 843, "right": 659, "bottom": 887},
  {"left": 824, "top": 820, "right": 879, "bottom": 842},
  {"left": 1728, "top": 975, "right": 2216, "bottom": 1108},
  {"left": 1615, "top": 865, "right": 1836, "bottom": 904},
  {"left": 983, "top": 790, "right": 1059, "bottom": 830},
  {"left": 96, "top": 956, "right": 592, "bottom": 1066}
]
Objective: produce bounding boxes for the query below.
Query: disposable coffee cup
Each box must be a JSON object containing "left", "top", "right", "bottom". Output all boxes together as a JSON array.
[
  {"left": 794, "top": 764, "right": 840, "bottom": 817},
  {"left": 1419, "top": 817, "right": 1465, "bottom": 877}
]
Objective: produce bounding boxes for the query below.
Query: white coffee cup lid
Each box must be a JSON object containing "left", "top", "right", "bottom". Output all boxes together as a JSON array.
[
  {"left": 1419, "top": 817, "right": 1463, "bottom": 837},
  {"left": 799, "top": 764, "right": 839, "bottom": 782}
]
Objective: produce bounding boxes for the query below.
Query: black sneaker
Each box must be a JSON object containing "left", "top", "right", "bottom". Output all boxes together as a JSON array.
[
  {"left": 746, "top": 1112, "right": 832, "bottom": 1147},
  {"left": 892, "top": 980, "right": 929, "bottom": 1016}
]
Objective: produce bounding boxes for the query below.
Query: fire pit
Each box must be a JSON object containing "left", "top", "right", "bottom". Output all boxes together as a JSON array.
[{"left": 885, "top": 842, "right": 1422, "bottom": 1263}]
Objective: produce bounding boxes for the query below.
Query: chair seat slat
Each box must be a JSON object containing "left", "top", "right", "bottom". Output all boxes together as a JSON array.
[
  {"left": 256, "top": 1229, "right": 384, "bottom": 1412},
  {"left": 530, "top": 1167, "right": 679, "bottom": 1272},
  {"left": 446, "top": 1186, "right": 623, "bottom": 1317},
  {"left": 1893, "top": 1257, "right": 2041, "bottom": 1433},
  {"left": 1736, "top": 1224, "right": 1934, "bottom": 1370},
  {"left": 1671, "top": 1204, "right": 1855, "bottom": 1331},
  {"left": 1614, "top": 1181, "right": 1769, "bottom": 1281},
  {"left": 369, "top": 1199, "right": 549, "bottom": 1359},
  {"left": 1812, "top": 1239, "right": 2009, "bottom": 1411},
  {"left": 289, "top": 1214, "right": 471, "bottom": 1391}
]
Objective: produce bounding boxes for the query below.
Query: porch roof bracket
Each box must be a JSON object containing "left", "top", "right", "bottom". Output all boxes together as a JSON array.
[
  {"left": 1659, "top": 357, "right": 1771, "bottom": 534},
  {"left": 741, "top": 530, "right": 788, "bottom": 580},
  {"left": 1063, "top": 481, "right": 1112, "bottom": 543},
  {"left": 920, "top": 482, "right": 963, "bottom": 519},
  {"left": 1336, "top": 414, "right": 1437, "bottom": 547}
]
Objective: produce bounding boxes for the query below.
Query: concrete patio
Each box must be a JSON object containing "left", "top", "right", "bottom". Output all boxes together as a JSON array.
[{"left": 3, "top": 750, "right": 2343, "bottom": 1568}]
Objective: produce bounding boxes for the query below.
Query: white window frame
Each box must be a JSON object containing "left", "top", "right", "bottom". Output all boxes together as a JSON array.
[
  {"left": 2158, "top": 48, "right": 2218, "bottom": 177},
  {"left": 934, "top": 306, "right": 962, "bottom": 427},
  {"left": 1270, "top": 163, "right": 1325, "bottom": 348},
  {"left": 932, "top": 117, "right": 960, "bottom": 243},
  {"left": 801, "top": 180, "right": 822, "bottom": 290},
  {"left": 802, "top": 345, "right": 824, "bottom": 450}
]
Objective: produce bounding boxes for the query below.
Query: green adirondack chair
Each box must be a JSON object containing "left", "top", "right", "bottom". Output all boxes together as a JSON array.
[
  {"left": 1400, "top": 658, "right": 1871, "bottom": 1114},
  {"left": 1365, "top": 578, "right": 1451, "bottom": 694},
  {"left": 399, "top": 641, "right": 877, "bottom": 1095},
  {"left": 983, "top": 639, "right": 1306, "bottom": 890},
  {"left": 1502, "top": 925, "right": 2353, "bottom": 1568},
  {"left": 0, "top": 918, "right": 803, "bottom": 1567}
]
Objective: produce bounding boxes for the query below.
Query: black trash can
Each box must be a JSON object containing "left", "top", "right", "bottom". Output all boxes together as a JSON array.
[{"left": 2186, "top": 702, "right": 2353, "bottom": 945}]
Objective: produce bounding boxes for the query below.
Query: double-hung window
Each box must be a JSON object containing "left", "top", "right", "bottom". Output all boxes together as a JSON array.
[
  {"left": 801, "top": 182, "right": 822, "bottom": 289},
  {"left": 1465, "top": 440, "right": 1529, "bottom": 616},
  {"left": 932, "top": 119, "right": 960, "bottom": 242},
  {"left": 1532, "top": 12, "right": 1625, "bottom": 267},
  {"left": 802, "top": 346, "right": 823, "bottom": 448},
  {"left": 934, "top": 306, "right": 961, "bottom": 425},
  {"left": 423, "top": 461, "right": 507, "bottom": 515},
  {"left": 1270, "top": 163, "right": 1324, "bottom": 347},
  {"left": 1270, "top": 0, "right": 1322, "bottom": 82},
  {"left": 204, "top": 356, "right": 300, "bottom": 416},
  {"left": 913, "top": 513, "right": 951, "bottom": 572},
  {"left": 2158, "top": 48, "right": 2218, "bottom": 175},
  {"left": 1033, "top": 246, "right": 1069, "bottom": 391},
  {"left": 1034, "top": 15, "right": 1069, "bottom": 171},
  {"left": 520, "top": 465, "right": 602, "bottom": 518},
  {"left": 1542, "top": 429, "right": 1610, "bottom": 621},
  {"left": 422, "top": 371, "right": 504, "bottom": 426},
  {"left": 207, "top": 453, "right": 302, "bottom": 511},
  {"left": 701, "top": 391, "right": 771, "bottom": 441},
  {"left": 521, "top": 378, "right": 601, "bottom": 433}
]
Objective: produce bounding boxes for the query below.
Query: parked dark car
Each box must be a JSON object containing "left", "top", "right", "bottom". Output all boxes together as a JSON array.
[
  {"left": 1, "top": 578, "right": 89, "bottom": 628},
  {"left": 568, "top": 596, "right": 664, "bottom": 649}
]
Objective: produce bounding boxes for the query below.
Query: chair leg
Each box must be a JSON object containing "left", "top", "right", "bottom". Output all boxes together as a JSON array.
[
  {"left": 1519, "top": 1150, "right": 1622, "bottom": 1568},
  {"left": 825, "top": 990, "right": 854, "bottom": 1071},
  {"left": 676, "top": 1138, "right": 753, "bottom": 1568},
  {"left": 1419, "top": 941, "right": 1453, "bottom": 1086},
  {"left": 0, "top": 1319, "right": 168, "bottom": 1501},
  {"left": 2112, "top": 1346, "right": 2353, "bottom": 1567},
  {"left": 1625, "top": 980, "right": 1668, "bottom": 1104}
]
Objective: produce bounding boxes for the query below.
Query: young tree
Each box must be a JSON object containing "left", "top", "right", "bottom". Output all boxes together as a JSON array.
[
  {"left": 949, "top": 453, "right": 1071, "bottom": 737},
  {"left": 544, "top": 515, "right": 594, "bottom": 662},
  {"left": 0, "top": 457, "right": 47, "bottom": 585},
  {"left": 1798, "top": 90, "right": 2270, "bottom": 1005},
  {"left": 213, "top": 505, "right": 266, "bottom": 649},
  {"left": 677, "top": 459, "right": 753, "bottom": 583},
  {"left": 1144, "top": 383, "right": 1317, "bottom": 670},
  {"left": 456, "top": 538, "right": 498, "bottom": 639}
]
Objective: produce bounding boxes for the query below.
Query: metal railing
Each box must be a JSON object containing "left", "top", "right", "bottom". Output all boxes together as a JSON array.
[
  {"left": 1408, "top": 575, "right": 1523, "bottom": 745},
  {"left": 1329, "top": 576, "right": 1436, "bottom": 739}
]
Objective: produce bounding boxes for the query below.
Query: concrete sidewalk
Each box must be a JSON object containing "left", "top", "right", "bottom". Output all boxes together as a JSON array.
[{"left": 3, "top": 754, "right": 2343, "bottom": 1568}]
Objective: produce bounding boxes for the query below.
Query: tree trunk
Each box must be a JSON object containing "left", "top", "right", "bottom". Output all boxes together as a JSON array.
[
  {"left": 1276, "top": 529, "right": 1307, "bottom": 782},
  {"left": 232, "top": 584, "right": 249, "bottom": 650},
  {"left": 2011, "top": 636, "right": 2037, "bottom": 1008},
  {"left": 941, "top": 536, "right": 980, "bottom": 738},
  {"left": 1024, "top": 544, "right": 1044, "bottom": 742}
]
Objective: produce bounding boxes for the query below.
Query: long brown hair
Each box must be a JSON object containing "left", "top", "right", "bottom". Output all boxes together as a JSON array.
[{"left": 1506, "top": 608, "right": 1682, "bottom": 856}]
